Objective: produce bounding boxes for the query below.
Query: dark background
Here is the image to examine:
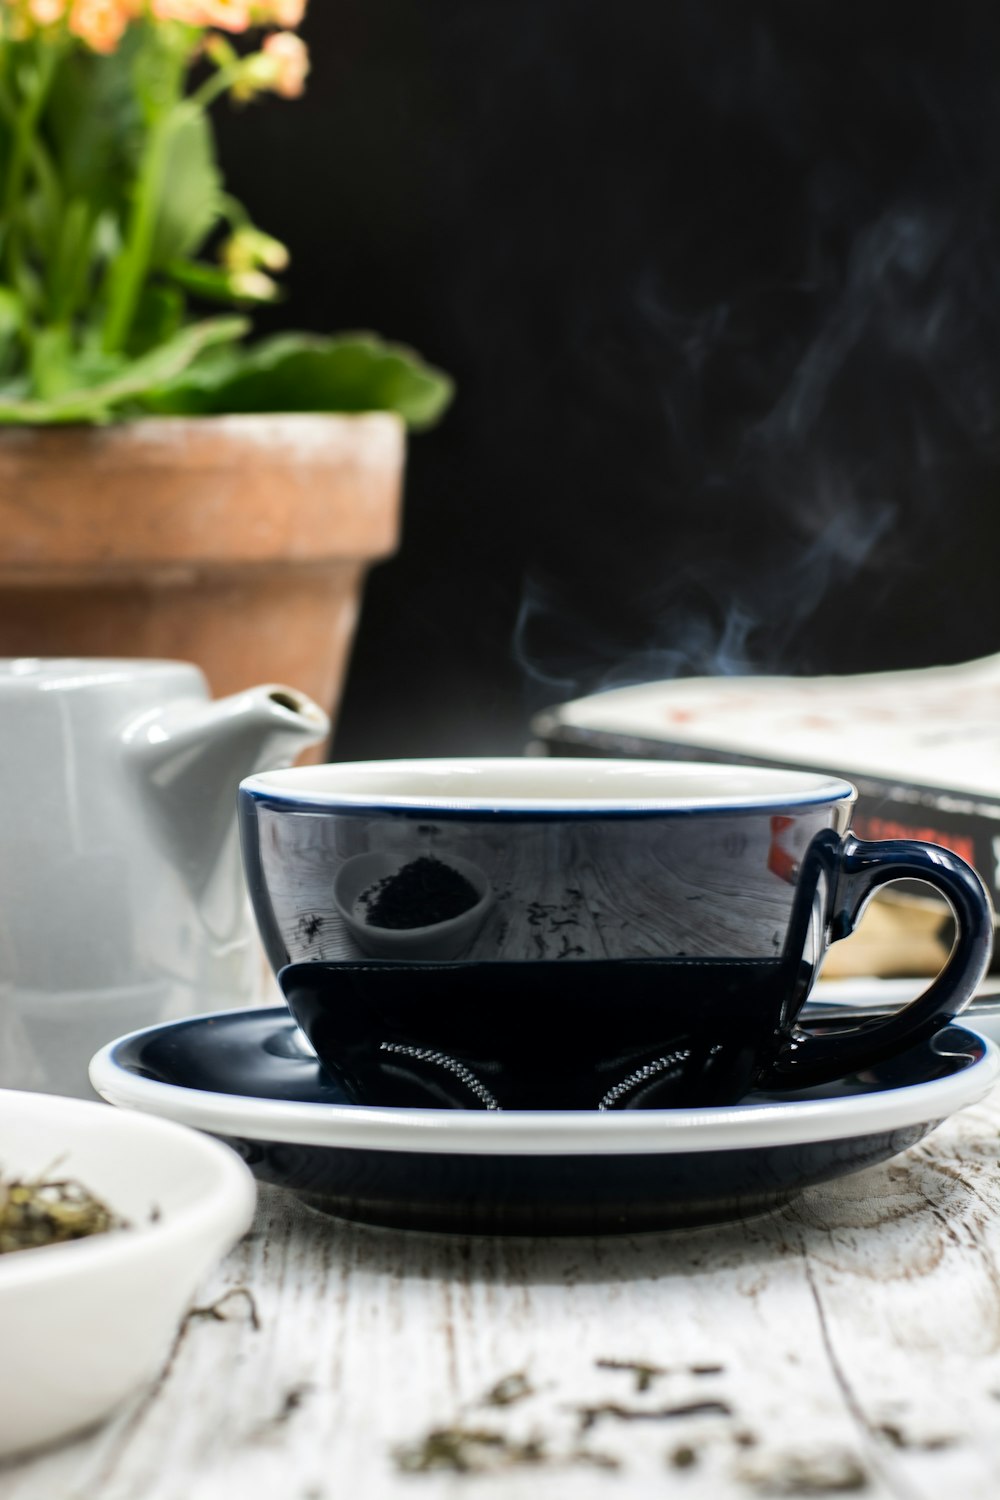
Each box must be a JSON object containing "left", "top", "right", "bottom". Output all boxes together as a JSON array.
[{"left": 218, "top": 0, "right": 1000, "bottom": 758}]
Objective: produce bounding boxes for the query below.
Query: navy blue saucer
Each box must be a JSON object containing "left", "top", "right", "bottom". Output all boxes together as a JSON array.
[{"left": 91, "top": 1009, "right": 997, "bottom": 1237}]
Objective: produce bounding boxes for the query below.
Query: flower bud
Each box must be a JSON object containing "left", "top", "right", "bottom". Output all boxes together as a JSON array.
[
  {"left": 232, "top": 32, "right": 308, "bottom": 100},
  {"left": 260, "top": 29, "right": 309, "bottom": 97},
  {"left": 222, "top": 226, "right": 290, "bottom": 274},
  {"left": 228, "top": 269, "right": 280, "bottom": 301}
]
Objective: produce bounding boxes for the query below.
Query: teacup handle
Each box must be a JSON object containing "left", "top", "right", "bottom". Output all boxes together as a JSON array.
[{"left": 769, "top": 834, "right": 994, "bottom": 1086}]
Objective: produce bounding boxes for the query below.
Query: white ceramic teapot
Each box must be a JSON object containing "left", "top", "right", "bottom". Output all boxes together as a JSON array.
[{"left": 0, "top": 658, "right": 329, "bottom": 1096}]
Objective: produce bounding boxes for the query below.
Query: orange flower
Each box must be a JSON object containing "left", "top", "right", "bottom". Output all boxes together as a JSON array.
[
  {"left": 151, "top": 0, "right": 216, "bottom": 22},
  {"left": 261, "top": 29, "right": 308, "bottom": 96},
  {"left": 68, "top": 0, "right": 130, "bottom": 51},
  {"left": 265, "top": 0, "right": 305, "bottom": 25},
  {"left": 150, "top": 0, "right": 253, "bottom": 25},
  {"left": 149, "top": 0, "right": 305, "bottom": 29},
  {"left": 201, "top": 0, "right": 253, "bottom": 30}
]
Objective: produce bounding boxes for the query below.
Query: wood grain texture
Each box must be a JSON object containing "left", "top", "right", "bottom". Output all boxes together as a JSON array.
[{"left": 4, "top": 1090, "right": 1000, "bottom": 1500}]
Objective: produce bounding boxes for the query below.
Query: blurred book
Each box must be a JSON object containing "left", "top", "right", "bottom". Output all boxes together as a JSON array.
[{"left": 532, "top": 653, "right": 1000, "bottom": 977}]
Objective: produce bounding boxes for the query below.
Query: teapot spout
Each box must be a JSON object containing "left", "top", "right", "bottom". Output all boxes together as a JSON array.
[{"left": 124, "top": 682, "right": 330, "bottom": 896}]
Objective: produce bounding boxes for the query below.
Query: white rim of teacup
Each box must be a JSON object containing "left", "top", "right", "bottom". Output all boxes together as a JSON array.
[
  {"left": 240, "top": 757, "right": 856, "bottom": 813},
  {"left": 89, "top": 1011, "right": 997, "bottom": 1157}
]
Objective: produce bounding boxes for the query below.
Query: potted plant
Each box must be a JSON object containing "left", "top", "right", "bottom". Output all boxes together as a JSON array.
[{"left": 0, "top": 0, "right": 451, "bottom": 719}]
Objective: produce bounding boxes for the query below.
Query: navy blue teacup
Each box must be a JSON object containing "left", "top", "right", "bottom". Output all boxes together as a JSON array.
[{"left": 238, "top": 758, "right": 994, "bottom": 1110}]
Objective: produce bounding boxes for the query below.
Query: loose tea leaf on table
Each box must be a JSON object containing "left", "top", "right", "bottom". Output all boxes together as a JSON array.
[{"left": 0, "top": 1170, "right": 128, "bottom": 1254}]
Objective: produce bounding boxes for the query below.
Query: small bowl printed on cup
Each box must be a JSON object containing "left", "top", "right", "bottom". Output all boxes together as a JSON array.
[{"left": 333, "top": 850, "right": 493, "bottom": 960}]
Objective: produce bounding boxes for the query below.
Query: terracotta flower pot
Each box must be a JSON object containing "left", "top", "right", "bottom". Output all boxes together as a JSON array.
[{"left": 0, "top": 412, "right": 404, "bottom": 736}]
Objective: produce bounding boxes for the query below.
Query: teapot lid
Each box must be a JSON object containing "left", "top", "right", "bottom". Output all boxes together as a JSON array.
[{"left": 0, "top": 659, "right": 206, "bottom": 691}]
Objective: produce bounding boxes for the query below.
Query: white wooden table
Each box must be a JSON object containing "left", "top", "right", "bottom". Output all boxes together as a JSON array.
[{"left": 2, "top": 1079, "right": 1000, "bottom": 1500}]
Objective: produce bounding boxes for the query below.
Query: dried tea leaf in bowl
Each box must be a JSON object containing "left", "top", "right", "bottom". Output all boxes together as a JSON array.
[{"left": 0, "top": 1169, "right": 129, "bottom": 1255}]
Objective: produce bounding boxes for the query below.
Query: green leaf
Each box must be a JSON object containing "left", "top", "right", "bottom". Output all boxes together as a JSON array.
[
  {"left": 142, "top": 331, "right": 454, "bottom": 430},
  {"left": 0, "top": 314, "right": 247, "bottom": 424},
  {"left": 148, "top": 108, "right": 222, "bottom": 269},
  {"left": 129, "top": 281, "right": 184, "bottom": 355},
  {"left": 45, "top": 47, "right": 141, "bottom": 214},
  {"left": 28, "top": 325, "right": 77, "bottom": 400},
  {"left": 0, "top": 288, "right": 23, "bottom": 345},
  {"left": 130, "top": 18, "right": 192, "bottom": 121},
  {"left": 0, "top": 288, "right": 24, "bottom": 385}
]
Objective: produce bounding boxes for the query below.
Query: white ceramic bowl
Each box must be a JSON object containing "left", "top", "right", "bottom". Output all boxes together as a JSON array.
[
  {"left": 0, "top": 1090, "right": 256, "bottom": 1459},
  {"left": 333, "top": 850, "right": 493, "bottom": 959}
]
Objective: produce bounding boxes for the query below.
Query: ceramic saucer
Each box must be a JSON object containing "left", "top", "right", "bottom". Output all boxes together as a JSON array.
[{"left": 90, "top": 1008, "right": 998, "bottom": 1237}]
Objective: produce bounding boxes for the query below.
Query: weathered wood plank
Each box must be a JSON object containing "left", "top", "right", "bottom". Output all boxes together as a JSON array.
[{"left": 3, "top": 1091, "right": 1000, "bottom": 1500}]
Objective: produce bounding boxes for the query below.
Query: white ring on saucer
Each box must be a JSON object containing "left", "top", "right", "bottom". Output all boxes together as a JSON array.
[{"left": 89, "top": 1010, "right": 999, "bottom": 1157}]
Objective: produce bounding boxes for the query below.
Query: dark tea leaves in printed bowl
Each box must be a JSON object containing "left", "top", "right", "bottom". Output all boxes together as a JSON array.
[{"left": 360, "top": 856, "right": 480, "bottom": 930}]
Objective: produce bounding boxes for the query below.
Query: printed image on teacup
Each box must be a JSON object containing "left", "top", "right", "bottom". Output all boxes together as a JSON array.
[{"left": 238, "top": 758, "right": 994, "bottom": 1111}]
